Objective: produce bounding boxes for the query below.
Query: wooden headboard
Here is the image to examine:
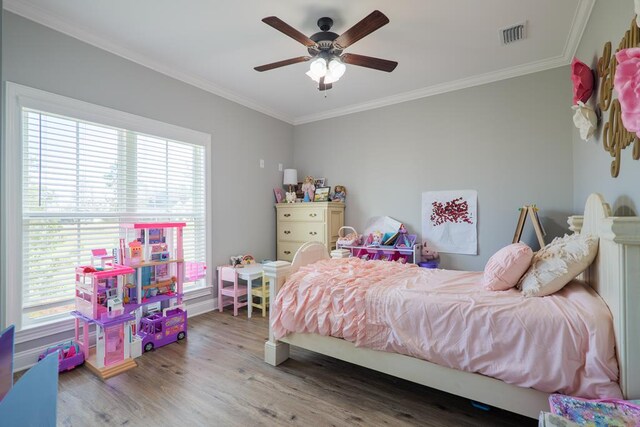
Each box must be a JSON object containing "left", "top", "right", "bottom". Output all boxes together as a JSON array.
[{"left": 569, "top": 193, "right": 640, "bottom": 399}]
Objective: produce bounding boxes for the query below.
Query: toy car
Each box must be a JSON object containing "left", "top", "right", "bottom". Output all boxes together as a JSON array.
[
  {"left": 139, "top": 306, "right": 187, "bottom": 352},
  {"left": 38, "top": 341, "right": 85, "bottom": 372}
]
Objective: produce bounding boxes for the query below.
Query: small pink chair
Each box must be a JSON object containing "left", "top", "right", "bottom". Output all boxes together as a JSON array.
[{"left": 217, "top": 266, "right": 248, "bottom": 316}]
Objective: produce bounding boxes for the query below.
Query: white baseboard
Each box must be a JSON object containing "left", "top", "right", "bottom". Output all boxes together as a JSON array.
[
  {"left": 186, "top": 297, "right": 217, "bottom": 317},
  {"left": 13, "top": 296, "right": 217, "bottom": 373}
]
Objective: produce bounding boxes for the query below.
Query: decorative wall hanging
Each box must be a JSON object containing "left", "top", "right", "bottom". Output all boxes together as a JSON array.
[
  {"left": 614, "top": 48, "right": 640, "bottom": 139},
  {"left": 573, "top": 102, "right": 598, "bottom": 141},
  {"left": 571, "top": 58, "right": 594, "bottom": 104},
  {"left": 596, "top": 16, "right": 640, "bottom": 177},
  {"left": 421, "top": 190, "right": 477, "bottom": 255}
]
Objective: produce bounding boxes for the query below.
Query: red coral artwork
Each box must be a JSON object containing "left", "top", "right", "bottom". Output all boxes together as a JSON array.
[{"left": 430, "top": 197, "right": 474, "bottom": 226}]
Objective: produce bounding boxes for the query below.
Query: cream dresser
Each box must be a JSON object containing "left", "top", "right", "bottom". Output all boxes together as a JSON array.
[{"left": 275, "top": 202, "right": 345, "bottom": 262}]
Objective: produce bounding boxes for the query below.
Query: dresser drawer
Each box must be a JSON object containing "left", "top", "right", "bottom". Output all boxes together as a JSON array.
[
  {"left": 277, "top": 241, "right": 304, "bottom": 262},
  {"left": 278, "top": 222, "right": 325, "bottom": 242},
  {"left": 277, "top": 207, "right": 324, "bottom": 222}
]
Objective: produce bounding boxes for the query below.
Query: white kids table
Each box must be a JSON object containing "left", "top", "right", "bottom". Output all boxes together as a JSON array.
[{"left": 235, "top": 264, "right": 264, "bottom": 318}]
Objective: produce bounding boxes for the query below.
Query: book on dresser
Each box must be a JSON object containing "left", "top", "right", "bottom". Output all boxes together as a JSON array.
[{"left": 275, "top": 202, "right": 345, "bottom": 262}]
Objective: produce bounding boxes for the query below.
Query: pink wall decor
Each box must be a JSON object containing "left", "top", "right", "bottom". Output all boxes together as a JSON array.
[
  {"left": 571, "top": 57, "right": 594, "bottom": 105},
  {"left": 614, "top": 48, "right": 640, "bottom": 139}
]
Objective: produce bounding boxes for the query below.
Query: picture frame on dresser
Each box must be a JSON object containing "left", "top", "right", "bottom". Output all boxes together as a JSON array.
[
  {"left": 314, "top": 187, "right": 330, "bottom": 202},
  {"left": 273, "top": 188, "right": 285, "bottom": 203}
]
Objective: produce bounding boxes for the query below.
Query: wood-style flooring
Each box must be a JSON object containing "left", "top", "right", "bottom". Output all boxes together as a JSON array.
[{"left": 55, "top": 310, "right": 535, "bottom": 426}]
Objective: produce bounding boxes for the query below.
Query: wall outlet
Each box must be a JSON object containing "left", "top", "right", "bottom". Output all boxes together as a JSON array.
[
  {"left": 278, "top": 163, "right": 283, "bottom": 172},
  {"left": 260, "top": 159, "right": 264, "bottom": 168}
]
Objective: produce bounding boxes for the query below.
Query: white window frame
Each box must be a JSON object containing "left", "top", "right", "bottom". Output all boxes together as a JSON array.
[{"left": 3, "top": 82, "right": 213, "bottom": 334}]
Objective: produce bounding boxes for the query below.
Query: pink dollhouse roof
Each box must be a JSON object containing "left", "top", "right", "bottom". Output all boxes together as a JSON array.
[
  {"left": 75, "top": 264, "right": 135, "bottom": 278},
  {"left": 121, "top": 222, "right": 186, "bottom": 229}
]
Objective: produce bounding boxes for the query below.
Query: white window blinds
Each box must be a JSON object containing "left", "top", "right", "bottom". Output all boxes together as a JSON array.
[{"left": 21, "top": 108, "right": 207, "bottom": 326}]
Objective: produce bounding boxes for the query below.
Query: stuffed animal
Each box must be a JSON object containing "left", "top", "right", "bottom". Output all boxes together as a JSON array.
[
  {"left": 421, "top": 241, "right": 439, "bottom": 261},
  {"left": 301, "top": 176, "right": 315, "bottom": 202},
  {"left": 285, "top": 191, "right": 296, "bottom": 203}
]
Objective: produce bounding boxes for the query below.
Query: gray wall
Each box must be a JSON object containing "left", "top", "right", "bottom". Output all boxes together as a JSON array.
[
  {"left": 3, "top": 11, "right": 293, "bottom": 268},
  {"left": 2, "top": 11, "right": 293, "bottom": 355},
  {"left": 293, "top": 67, "right": 574, "bottom": 271},
  {"left": 572, "top": 0, "right": 638, "bottom": 215}
]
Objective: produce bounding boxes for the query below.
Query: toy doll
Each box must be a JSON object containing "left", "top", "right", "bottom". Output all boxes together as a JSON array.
[
  {"left": 368, "top": 231, "right": 383, "bottom": 247},
  {"left": 301, "top": 176, "right": 315, "bottom": 202},
  {"left": 332, "top": 185, "right": 346, "bottom": 202}
]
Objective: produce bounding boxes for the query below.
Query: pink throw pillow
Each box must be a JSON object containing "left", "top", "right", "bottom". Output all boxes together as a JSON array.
[{"left": 482, "top": 243, "right": 533, "bottom": 291}]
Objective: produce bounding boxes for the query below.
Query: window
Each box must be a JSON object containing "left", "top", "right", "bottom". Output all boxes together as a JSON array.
[{"left": 4, "top": 83, "right": 212, "bottom": 330}]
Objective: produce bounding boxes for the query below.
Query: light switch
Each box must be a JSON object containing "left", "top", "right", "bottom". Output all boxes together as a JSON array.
[
  {"left": 260, "top": 159, "right": 264, "bottom": 168},
  {"left": 278, "top": 163, "right": 283, "bottom": 171}
]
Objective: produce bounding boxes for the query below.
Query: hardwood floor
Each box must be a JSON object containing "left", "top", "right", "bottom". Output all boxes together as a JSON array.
[{"left": 56, "top": 310, "right": 535, "bottom": 426}]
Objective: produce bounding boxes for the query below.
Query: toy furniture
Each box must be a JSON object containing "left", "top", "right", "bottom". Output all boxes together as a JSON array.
[
  {"left": 218, "top": 266, "right": 248, "bottom": 316},
  {"left": 235, "top": 263, "right": 267, "bottom": 318},
  {"left": 275, "top": 201, "right": 344, "bottom": 262},
  {"left": 251, "top": 274, "right": 270, "bottom": 317},
  {"left": 263, "top": 194, "right": 640, "bottom": 420},
  {"left": 0, "top": 325, "right": 58, "bottom": 427}
]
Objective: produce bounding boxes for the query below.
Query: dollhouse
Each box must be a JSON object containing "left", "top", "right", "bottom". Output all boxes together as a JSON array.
[
  {"left": 71, "top": 222, "right": 192, "bottom": 380},
  {"left": 71, "top": 263, "right": 138, "bottom": 379},
  {"left": 119, "top": 222, "right": 187, "bottom": 328}
]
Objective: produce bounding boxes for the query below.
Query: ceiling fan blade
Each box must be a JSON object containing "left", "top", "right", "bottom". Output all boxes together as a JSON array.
[
  {"left": 333, "top": 10, "right": 389, "bottom": 50},
  {"left": 341, "top": 53, "right": 397, "bottom": 72},
  {"left": 262, "top": 16, "right": 317, "bottom": 48},
  {"left": 254, "top": 56, "right": 312, "bottom": 72}
]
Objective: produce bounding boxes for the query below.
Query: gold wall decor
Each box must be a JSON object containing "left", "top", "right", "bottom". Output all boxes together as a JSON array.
[{"left": 597, "top": 16, "right": 640, "bottom": 178}]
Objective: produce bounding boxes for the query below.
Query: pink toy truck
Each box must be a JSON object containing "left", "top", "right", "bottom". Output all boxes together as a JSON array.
[{"left": 139, "top": 306, "right": 187, "bottom": 352}]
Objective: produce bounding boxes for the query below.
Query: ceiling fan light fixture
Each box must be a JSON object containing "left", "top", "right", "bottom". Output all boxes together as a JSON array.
[
  {"left": 328, "top": 58, "right": 346, "bottom": 80},
  {"left": 308, "top": 57, "right": 327, "bottom": 80}
]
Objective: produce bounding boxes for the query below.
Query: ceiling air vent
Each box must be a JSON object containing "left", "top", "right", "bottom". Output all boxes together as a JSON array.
[{"left": 500, "top": 22, "right": 527, "bottom": 45}]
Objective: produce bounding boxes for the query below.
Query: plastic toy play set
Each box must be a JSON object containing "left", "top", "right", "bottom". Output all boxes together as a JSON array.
[
  {"left": 336, "top": 223, "right": 439, "bottom": 267},
  {"left": 66, "top": 222, "right": 200, "bottom": 380},
  {"left": 337, "top": 224, "right": 419, "bottom": 263}
]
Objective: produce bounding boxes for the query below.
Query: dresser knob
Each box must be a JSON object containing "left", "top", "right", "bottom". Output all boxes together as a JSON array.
[
  {"left": 284, "top": 251, "right": 291, "bottom": 255},
  {"left": 284, "top": 230, "right": 291, "bottom": 234},
  {"left": 284, "top": 213, "right": 291, "bottom": 217},
  {"left": 309, "top": 213, "right": 317, "bottom": 217},
  {"left": 309, "top": 231, "right": 317, "bottom": 235}
]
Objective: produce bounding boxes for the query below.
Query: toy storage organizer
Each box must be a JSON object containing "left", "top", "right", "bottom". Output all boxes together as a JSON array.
[{"left": 339, "top": 232, "right": 418, "bottom": 263}]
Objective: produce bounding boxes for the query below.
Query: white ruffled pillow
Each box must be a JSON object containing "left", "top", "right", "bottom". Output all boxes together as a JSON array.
[{"left": 519, "top": 233, "right": 598, "bottom": 297}]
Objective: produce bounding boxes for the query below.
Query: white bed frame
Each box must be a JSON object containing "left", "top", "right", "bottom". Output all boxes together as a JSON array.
[{"left": 263, "top": 194, "right": 640, "bottom": 419}]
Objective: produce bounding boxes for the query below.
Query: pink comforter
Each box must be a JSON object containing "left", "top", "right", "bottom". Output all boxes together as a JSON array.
[{"left": 271, "top": 258, "right": 622, "bottom": 398}]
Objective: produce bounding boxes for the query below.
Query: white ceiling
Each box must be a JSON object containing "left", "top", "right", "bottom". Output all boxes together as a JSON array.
[{"left": 4, "top": 0, "right": 595, "bottom": 124}]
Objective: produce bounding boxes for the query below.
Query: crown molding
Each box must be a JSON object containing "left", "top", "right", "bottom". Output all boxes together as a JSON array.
[
  {"left": 293, "top": 54, "right": 570, "bottom": 125},
  {"left": 5, "top": 0, "right": 595, "bottom": 127},
  {"left": 293, "top": 0, "right": 595, "bottom": 125},
  {"left": 562, "top": 0, "right": 597, "bottom": 61},
  {"left": 3, "top": 0, "right": 296, "bottom": 125}
]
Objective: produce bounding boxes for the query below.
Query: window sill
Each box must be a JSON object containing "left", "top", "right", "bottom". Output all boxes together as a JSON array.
[{"left": 15, "top": 285, "right": 214, "bottom": 345}]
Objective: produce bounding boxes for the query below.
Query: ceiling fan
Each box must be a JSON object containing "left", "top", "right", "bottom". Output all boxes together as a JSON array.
[{"left": 254, "top": 10, "right": 398, "bottom": 91}]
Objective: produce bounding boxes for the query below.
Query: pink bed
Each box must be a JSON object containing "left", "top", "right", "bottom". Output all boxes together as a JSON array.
[{"left": 271, "top": 257, "right": 622, "bottom": 399}]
